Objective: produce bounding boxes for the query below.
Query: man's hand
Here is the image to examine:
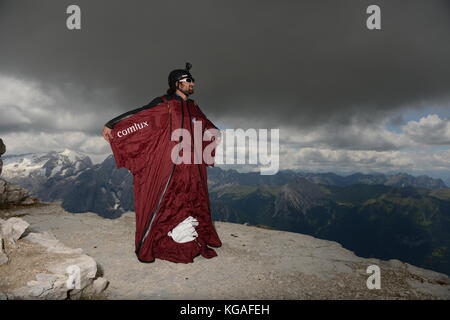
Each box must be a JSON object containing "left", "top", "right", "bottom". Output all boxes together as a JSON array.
[{"left": 102, "top": 126, "right": 113, "bottom": 142}]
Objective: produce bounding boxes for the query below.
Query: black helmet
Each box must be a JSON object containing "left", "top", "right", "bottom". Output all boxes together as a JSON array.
[{"left": 168, "top": 62, "right": 195, "bottom": 89}]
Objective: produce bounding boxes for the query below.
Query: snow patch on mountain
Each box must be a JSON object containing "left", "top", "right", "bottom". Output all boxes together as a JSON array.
[
  {"left": 2, "top": 149, "right": 91, "bottom": 180},
  {"left": 2, "top": 153, "right": 48, "bottom": 179},
  {"left": 60, "top": 148, "right": 84, "bottom": 163}
]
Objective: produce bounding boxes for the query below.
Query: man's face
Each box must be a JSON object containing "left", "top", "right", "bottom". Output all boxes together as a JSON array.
[{"left": 177, "top": 78, "right": 195, "bottom": 95}]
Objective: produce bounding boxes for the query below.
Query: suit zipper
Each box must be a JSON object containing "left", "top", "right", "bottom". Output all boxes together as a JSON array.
[
  {"left": 138, "top": 162, "right": 176, "bottom": 250},
  {"left": 136, "top": 99, "right": 185, "bottom": 255}
]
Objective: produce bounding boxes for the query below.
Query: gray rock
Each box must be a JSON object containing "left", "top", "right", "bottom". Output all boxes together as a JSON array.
[
  {"left": 35, "top": 273, "right": 59, "bottom": 283},
  {"left": 24, "top": 232, "right": 83, "bottom": 255},
  {"left": 12, "top": 276, "right": 69, "bottom": 300},
  {"left": 21, "top": 197, "right": 36, "bottom": 205},
  {"left": 92, "top": 277, "right": 109, "bottom": 294},
  {"left": 0, "top": 138, "right": 5, "bottom": 156},
  {"left": 0, "top": 217, "right": 30, "bottom": 244},
  {"left": 69, "top": 288, "right": 83, "bottom": 300},
  {"left": 0, "top": 138, "right": 5, "bottom": 176},
  {"left": 20, "top": 274, "right": 62, "bottom": 298},
  {"left": 0, "top": 255, "right": 8, "bottom": 265},
  {"left": 0, "top": 179, "right": 33, "bottom": 205},
  {"left": 0, "top": 235, "right": 8, "bottom": 265},
  {"left": 1, "top": 217, "right": 98, "bottom": 299},
  {"left": 46, "top": 255, "right": 97, "bottom": 289},
  {"left": 27, "top": 279, "right": 54, "bottom": 296},
  {"left": 6, "top": 237, "right": 97, "bottom": 300}
]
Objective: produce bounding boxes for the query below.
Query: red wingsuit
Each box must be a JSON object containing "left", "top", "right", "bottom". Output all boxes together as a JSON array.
[{"left": 108, "top": 94, "right": 222, "bottom": 263}]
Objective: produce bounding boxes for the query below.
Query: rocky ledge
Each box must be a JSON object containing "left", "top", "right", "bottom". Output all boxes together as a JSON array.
[
  {"left": 0, "top": 216, "right": 108, "bottom": 300},
  {"left": 0, "top": 178, "right": 40, "bottom": 209},
  {"left": 1, "top": 202, "right": 449, "bottom": 300}
]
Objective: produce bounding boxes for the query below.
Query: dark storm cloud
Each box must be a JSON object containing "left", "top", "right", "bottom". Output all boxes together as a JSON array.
[{"left": 1, "top": 0, "right": 449, "bottom": 131}]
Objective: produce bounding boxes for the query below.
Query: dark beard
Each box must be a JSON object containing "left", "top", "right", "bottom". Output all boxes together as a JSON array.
[
  {"left": 177, "top": 84, "right": 194, "bottom": 96},
  {"left": 182, "top": 88, "right": 194, "bottom": 96}
]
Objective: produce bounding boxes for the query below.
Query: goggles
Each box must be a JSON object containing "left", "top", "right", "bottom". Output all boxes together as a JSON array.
[{"left": 178, "top": 77, "right": 195, "bottom": 83}]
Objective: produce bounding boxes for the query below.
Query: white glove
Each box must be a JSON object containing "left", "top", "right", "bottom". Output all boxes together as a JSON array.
[{"left": 167, "top": 216, "right": 199, "bottom": 243}]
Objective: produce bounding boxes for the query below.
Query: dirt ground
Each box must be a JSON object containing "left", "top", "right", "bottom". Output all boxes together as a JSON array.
[{"left": 1, "top": 202, "right": 449, "bottom": 300}]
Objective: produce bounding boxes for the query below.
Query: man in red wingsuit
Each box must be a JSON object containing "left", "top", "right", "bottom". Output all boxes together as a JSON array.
[{"left": 102, "top": 63, "right": 222, "bottom": 263}]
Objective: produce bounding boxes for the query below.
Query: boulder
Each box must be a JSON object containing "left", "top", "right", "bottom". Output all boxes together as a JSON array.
[
  {"left": 81, "top": 276, "right": 109, "bottom": 298},
  {"left": 0, "top": 217, "right": 30, "bottom": 244},
  {"left": 92, "top": 277, "right": 109, "bottom": 294},
  {"left": 0, "top": 138, "right": 5, "bottom": 176},
  {"left": 0, "top": 219, "right": 102, "bottom": 300},
  {"left": 0, "top": 179, "right": 33, "bottom": 206},
  {"left": 0, "top": 178, "right": 40, "bottom": 208}
]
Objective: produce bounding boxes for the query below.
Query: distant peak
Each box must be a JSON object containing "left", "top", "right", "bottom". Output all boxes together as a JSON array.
[
  {"left": 61, "top": 148, "right": 73, "bottom": 155},
  {"left": 58, "top": 148, "right": 84, "bottom": 156}
]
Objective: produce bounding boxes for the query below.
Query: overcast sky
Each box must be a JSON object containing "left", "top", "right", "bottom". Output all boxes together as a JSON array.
[{"left": 1, "top": 0, "right": 450, "bottom": 179}]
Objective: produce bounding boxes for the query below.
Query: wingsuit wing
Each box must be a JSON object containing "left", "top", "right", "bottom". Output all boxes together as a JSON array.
[
  {"left": 108, "top": 99, "right": 179, "bottom": 260},
  {"left": 109, "top": 102, "right": 170, "bottom": 175},
  {"left": 104, "top": 97, "right": 164, "bottom": 129}
]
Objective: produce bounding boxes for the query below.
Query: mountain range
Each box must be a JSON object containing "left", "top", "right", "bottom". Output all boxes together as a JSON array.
[{"left": 2, "top": 149, "right": 450, "bottom": 276}]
